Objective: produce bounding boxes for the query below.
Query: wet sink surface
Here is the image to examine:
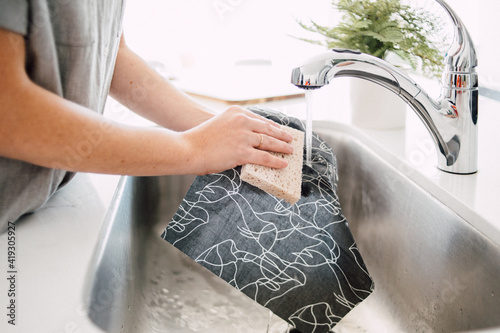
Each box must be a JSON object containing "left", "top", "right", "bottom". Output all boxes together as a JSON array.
[{"left": 85, "top": 121, "right": 500, "bottom": 333}]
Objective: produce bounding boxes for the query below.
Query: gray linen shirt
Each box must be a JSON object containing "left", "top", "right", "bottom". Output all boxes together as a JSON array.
[{"left": 0, "top": 0, "right": 125, "bottom": 231}]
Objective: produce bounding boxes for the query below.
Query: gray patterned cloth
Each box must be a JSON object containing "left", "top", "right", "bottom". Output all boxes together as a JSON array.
[{"left": 161, "top": 106, "right": 374, "bottom": 333}]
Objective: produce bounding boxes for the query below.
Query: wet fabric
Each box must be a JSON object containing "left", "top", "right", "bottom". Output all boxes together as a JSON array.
[{"left": 161, "top": 106, "right": 374, "bottom": 333}]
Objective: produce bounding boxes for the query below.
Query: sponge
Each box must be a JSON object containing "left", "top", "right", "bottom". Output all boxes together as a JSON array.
[{"left": 240, "top": 125, "right": 304, "bottom": 205}]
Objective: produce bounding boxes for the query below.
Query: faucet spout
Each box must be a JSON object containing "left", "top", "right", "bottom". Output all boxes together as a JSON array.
[{"left": 291, "top": 1, "right": 478, "bottom": 175}]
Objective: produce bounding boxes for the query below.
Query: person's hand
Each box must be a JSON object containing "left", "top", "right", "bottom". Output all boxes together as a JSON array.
[{"left": 182, "top": 106, "right": 294, "bottom": 175}]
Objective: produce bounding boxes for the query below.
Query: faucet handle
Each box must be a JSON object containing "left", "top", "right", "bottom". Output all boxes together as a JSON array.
[{"left": 436, "top": 0, "right": 478, "bottom": 72}]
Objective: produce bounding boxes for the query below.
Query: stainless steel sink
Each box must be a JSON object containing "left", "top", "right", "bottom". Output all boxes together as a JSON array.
[{"left": 84, "top": 121, "right": 500, "bottom": 333}]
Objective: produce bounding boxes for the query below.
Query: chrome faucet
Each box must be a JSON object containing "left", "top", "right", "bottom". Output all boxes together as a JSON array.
[{"left": 291, "top": 0, "right": 478, "bottom": 174}]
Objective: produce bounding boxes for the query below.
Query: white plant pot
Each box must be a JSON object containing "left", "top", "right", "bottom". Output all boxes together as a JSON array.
[{"left": 350, "top": 78, "right": 407, "bottom": 129}]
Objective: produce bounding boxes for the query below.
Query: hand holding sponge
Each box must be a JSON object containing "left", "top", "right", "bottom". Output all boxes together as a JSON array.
[{"left": 241, "top": 125, "right": 304, "bottom": 205}]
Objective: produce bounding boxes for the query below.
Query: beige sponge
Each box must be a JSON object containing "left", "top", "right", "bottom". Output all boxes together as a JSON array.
[{"left": 240, "top": 125, "right": 304, "bottom": 205}]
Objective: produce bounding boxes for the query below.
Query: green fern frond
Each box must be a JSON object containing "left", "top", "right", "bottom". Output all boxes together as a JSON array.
[{"left": 297, "top": 0, "right": 447, "bottom": 79}]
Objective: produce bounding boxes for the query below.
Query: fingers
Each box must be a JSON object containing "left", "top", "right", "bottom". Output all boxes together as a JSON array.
[
  {"left": 227, "top": 105, "right": 294, "bottom": 153},
  {"left": 251, "top": 149, "right": 289, "bottom": 169},
  {"left": 254, "top": 132, "right": 293, "bottom": 155},
  {"left": 242, "top": 109, "right": 281, "bottom": 129},
  {"left": 256, "top": 133, "right": 264, "bottom": 149},
  {"left": 239, "top": 108, "right": 293, "bottom": 143},
  {"left": 232, "top": 107, "right": 295, "bottom": 163},
  {"left": 190, "top": 106, "right": 295, "bottom": 172},
  {"left": 253, "top": 116, "right": 293, "bottom": 143}
]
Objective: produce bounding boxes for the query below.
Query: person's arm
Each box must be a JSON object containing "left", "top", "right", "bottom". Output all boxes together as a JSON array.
[
  {"left": 109, "top": 35, "right": 214, "bottom": 131},
  {"left": 0, "top": 29, "right": 293, "bottom": 176}
]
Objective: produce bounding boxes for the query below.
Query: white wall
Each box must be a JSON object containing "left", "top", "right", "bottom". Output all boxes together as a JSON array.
[
  {"left": 122, "top": 0, "right": 500, "bottom": 91},
  {"left": 123, "top": 0, "right": 338, "bottom": 75}
]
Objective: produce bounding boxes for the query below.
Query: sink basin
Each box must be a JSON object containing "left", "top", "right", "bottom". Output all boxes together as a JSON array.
[{"left": 84, "top": 121, "right": 500, "bottom": 333}]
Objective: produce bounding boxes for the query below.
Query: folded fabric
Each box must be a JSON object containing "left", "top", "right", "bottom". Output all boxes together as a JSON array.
[{"left": 161, "top": 106, "right": 374, "bottom": 333}]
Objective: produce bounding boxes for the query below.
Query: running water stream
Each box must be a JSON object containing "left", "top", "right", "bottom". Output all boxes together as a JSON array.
[{"left": 304, "top": 90, "right": 315, "bottom": 167}]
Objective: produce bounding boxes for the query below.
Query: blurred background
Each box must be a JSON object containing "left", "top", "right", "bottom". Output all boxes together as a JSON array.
[{"left": 116, "top": 0, "right": 499, "bottom": 111}]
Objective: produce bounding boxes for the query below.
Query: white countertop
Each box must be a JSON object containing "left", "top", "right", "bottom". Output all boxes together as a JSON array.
[
  {"left": 0, "top": 173, "right": 120, "bottom": 333},
  {"left": 1, "top": 80, "right": 499, "bottom": 332}
]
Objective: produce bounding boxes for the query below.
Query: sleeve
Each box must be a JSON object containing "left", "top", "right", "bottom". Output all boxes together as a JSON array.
[{"left": 0, "top": 0, "right": 29, "bottom": 36}]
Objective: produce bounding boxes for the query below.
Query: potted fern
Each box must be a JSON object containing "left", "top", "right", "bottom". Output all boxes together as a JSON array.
[{"left": 298, "top": 0, "right": 447, "bottom": 128}]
